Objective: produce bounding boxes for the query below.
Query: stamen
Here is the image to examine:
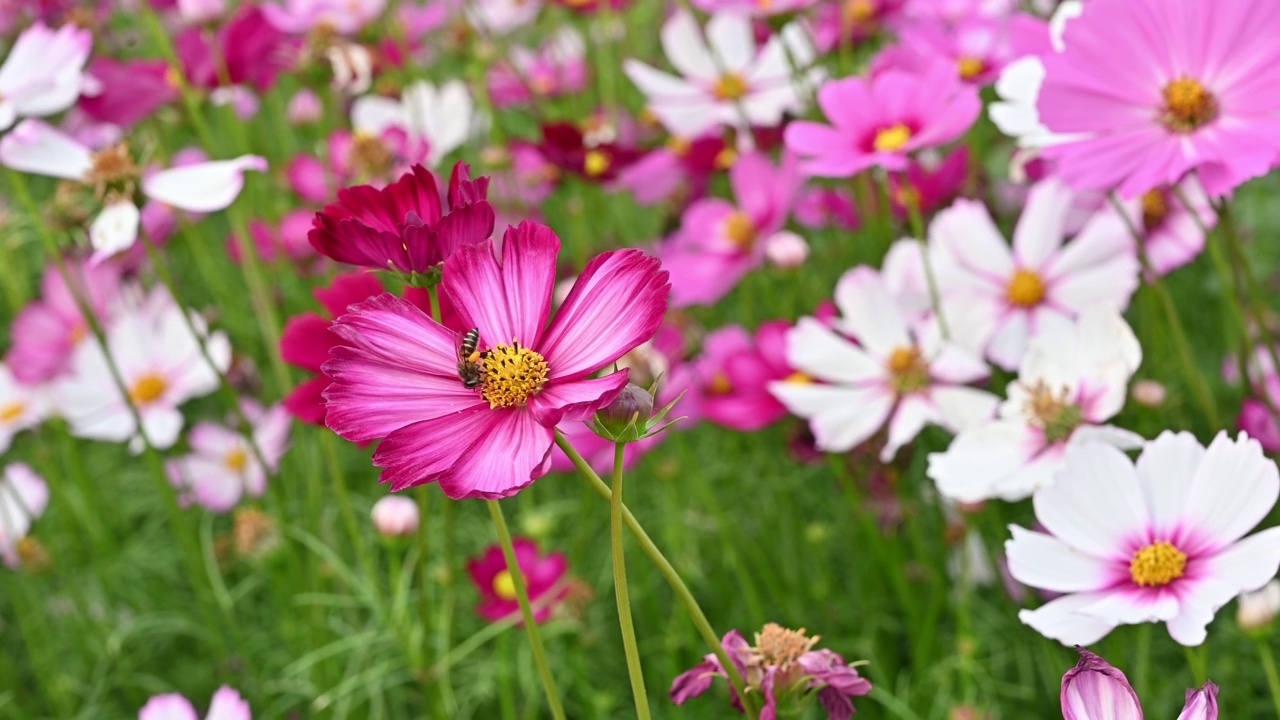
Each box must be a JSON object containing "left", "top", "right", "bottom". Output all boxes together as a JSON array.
[
  {"left": 1, "top": 402, "right": 25, "bottom": 424},
  {"left": 886, "top": 346, "right": 929, "bottom": 394},
  {"left": 958, "top": 56, "right": 985, "bottom": 81},
  {"left": 751, "top": 623, "right": 820, "bottom": 669},
  {"left": 723, "top": 211, "right": 757, "bottom": 250},
  {"left": 129, "top": 374, "right": 168, "bottom": 406},
  {"left": 708, "top": 371, "right": 733, "bottom": 395},
  {"left": 1006, "top": 268, "right": 1046, "bottom": 308},
  {"left": 583, "top": 149, "right": 612, "bottom": 177},
  {"left": 1022, "top": 381, "right": 1082, "bottom": 443},
  {"left": 479, "top": 342, "right": 549, "bottom": 408},
  {"left": 843, "top": 0, "right": 876, "bottom": 25},
  {"left": 492, "top": 569, "right": 518, "bottom": 600},
  {"left": 1161, "top": 77, "right": 1217, "bottom": 132},
  {"left": 1141, "top": 189, "right": 1169, "bottom": 232},
  {"left": 713, "top": 73, "right": 748, "bottom": 101},
  {"left": 873, "top": 124, "right": 912, "bottom": 153},
  {"left": 224, "top": 449, "right": 249, "bottom": 473},
  {"left": 85, "top": 143, "right": 140, "bottom": 197},
  {"left": 1130, "top": 541, "right": 1187, "bottom": 587},
  {"left": 350, "top": 131, "right": 393, "bottom": 179}
]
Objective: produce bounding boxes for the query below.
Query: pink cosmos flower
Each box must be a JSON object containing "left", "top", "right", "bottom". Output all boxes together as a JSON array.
[
  {"left": 1008, "top": 431, "right": 1280, "bottom": 646},
  {"left": 280, "top": 273, "right": 433, "bottom": 426},
  {"left": 487, "top": 141, "right": 558, "bottom": 213},
  {"left": 262, "top": 0, "right": 386, "bottom": 34},
  {"left": 886, "top": 146, "right": 969, "bottom": 220},
  {"left": 467, "top": 538, "right": 568, "bottom": 624},
  {"left": 138, "top": 686, "right": 251, "bottom": 720},
  {"left": 322, "top": 221, "right": 669, "bottom": 499},
  {"left": 613, "top": 135, "right": 730, "bottom": 207},
  {"left": 810, "top": 0, "right": 909, "bottom": 49},
  {"left": 671, "top": 624, "right": 872, "bottom": 719},
  {"left": 661, "top": 152, "right": 803, "bottom": 307},
  {"left": 6, "top": 258, "right": 122, "bottom": 385},
  {"left": 0, "top": 464, "right": 49, "bottom": 569},
  {"left": 871, "top": 15, "right": 1050, "bottom": 86},
  {"left": 1061, "top": 649, "right": 1218, "bottom": 720},
  {"left": 1036, "top": 0, "right": 1280, "bottom": 198},
  {"left": 177, "top": 5, "right": 293, "bottom": 92},
  {"left": 623, "top": 9, "right": 821, "bottom": 137},
  {"left": 78, "top": 57, "right": 178, "bottom": 130},
  {"left": 307, "top": 163, "right": 494, "bottom": 275},
  {"left": 795, "top": 187, "right": 859, "bottom": 231},
  {"left": 0, "top": 22, "right": 92, "bottom": 131},
  {"left": 488, "top": 28, "right": 587, "bottom": 109},
  {"left": 928, "top": 178, "right": 1138, "bottom": 370},
  {"left": 669, "top": 321, "right": 794, "bottom": 431},
  {"left": 691, "top": 0, "right": 817, "bottom": 16},
  {"left": 770, "top": 267, "right": 997, "bottom": 461},
  {"left": 1109, "top": 177, "right": 1216, "bottom": 278},
  {"left": 1238, "top": 398, "right": 1280, "bottom": 455},
  {"left": 228, "top": 211, "right": 317, "bottom": 266},
  {"left": 167, "top": 401, "right": 292, "bottom": 513},
  {"left": 784, "top": 61, "right": 981, "bottom": 177}
]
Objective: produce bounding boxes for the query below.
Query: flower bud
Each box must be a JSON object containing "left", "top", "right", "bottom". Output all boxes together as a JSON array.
[
  {"left": 1237, "top": 579, "right": 1280, "bottom": 632},
  {"left": 594, "top": 383, "right": 654, "bottom": 443},
  {"left": 371, "top": 496, "right": 420, "bottom": 537},
  {"left": 287, "top": 89, "right": 323, "bottom": 125},
  {"left": 1131, "top": 379, "right": 1167, "bottom": 408},
  {"left": 764, "top": 230, "right": 809, "bottom": 269},
  {"left": 1178, "top": 682, "right": 1219, "bottom": 720},
  {"left": 1061, "top": 649, "right": 1142, "bottom": 720}
]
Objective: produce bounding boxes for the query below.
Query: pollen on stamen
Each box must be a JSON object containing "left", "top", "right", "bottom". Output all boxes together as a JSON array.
[
  {"left": 1161, "top": 77, "right": 1218, "bottom": 132},
  {"left": 1130, "top": 540, "right": 1187, "bottom": 587},
  {"left": 479, "top": 341, "right": 549, "bottom": 409}
]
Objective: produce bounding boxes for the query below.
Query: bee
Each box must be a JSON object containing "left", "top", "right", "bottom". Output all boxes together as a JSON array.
[{"left": 457, "top": 328, "right": 485, "bottom": 389}]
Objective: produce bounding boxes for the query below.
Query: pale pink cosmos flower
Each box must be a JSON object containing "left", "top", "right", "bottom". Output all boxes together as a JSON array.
[
  {"left": 6, "top": 258, "right": 122, "bottom": 385},
  {"left": 623, "top": 9, "right": 821, "bottom": 137},
  {"left": 1036, "top": 0, "right": 1280, "bottom": 198},
  {"left": 1108, "top": 176, "right": 1216, "bottom": 278},
  {"left": 138, "top": 686, "right": 251, "bottom": 720},
  {"left": 262, "top": 0, "right": 386, "bottom": 34},
  {"left": 0, "top": 120, "right": 266, "bottom": 262},
  {"left": 55, "top": 287, "right": 230, "bottom": 452},
  {"left": 1061, "top": 649, "right": 1218, "bottom": 720},
  {"left": 463, "top": 0, "right": 544, "bottom": 34},
  {"left": 871, "top": 15, "right": 1050, "bottom": 86},
  {"left": 929, "top": 305, "right": 1143, "bottom": 503},
  {"left": 661, "top": 152, "right": 803, "bottom": 307},
  {"left": 0, "top": 365, "right": 49, "bottom": 454},
  {"left": 0, "top": 22, "right": 92, "bottom": 131},
  {"left": 322, "top": 221, "right": 669, "bottom": 499},
  {"left": 1008, "top": 430, "right": 1280, "bottom": 647},
  {"left": 167, "top": 401, "right": 292, "bottom": 513},
  {"left": 769, "top": 267, "right": 998, "bottom": 462},
  {"left": 351, "top": 79, "right": 473, "bottom": 168},
  {"left": 784, "top": 60, "right": 981, "bottom": 177},
  {"left": 0, "top": 464, "right": 49, "bottom": 569},
  {"left": 928, "top": 177, "right": 1138, "bottom": 370},
  {"left": 668, "top": 321, "right": 794, "bottom": 432},
  {"left": 488, "top": 28, "right": 587, "bottom": 109}
]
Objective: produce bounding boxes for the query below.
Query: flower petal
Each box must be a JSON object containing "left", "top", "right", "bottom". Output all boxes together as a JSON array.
[
  {"left": 443, "top": 221, "right": 557, "bottom": 351},
  {"left": 0, "top": 118, "right": 92, "bottom": 179},
  {"left": 143, "top": 155, "right": 268, "bottom": 212},
  {"left": 1033, "top": 441, "right": 1147, "bottom": 562},
  {"left": 1006, "top": 525, "right": 1117, "bottom": 593},
  {"left": 833, "top": 266, "right": 910, "bottom": 358},
  {"left": 88, "top": 200, "right": 141, "bottom": 263},
  {"left": 768, "top": 383, "right": 893, "bottom": 453},
  {"left": 437, "top": 408, "right": 553, "bottom": 499},
  {"left": 1019, "top": 591, "right": 1117, "bottom": 646},
  {"left": 1178, "top": 431, "right": 1279, "bottom": 555},
  {"left": 138, "top": 694, "right": 199, "bottom": 720},
  {"left": 527, "top": 371, "right": 629, "bottom": 427}
]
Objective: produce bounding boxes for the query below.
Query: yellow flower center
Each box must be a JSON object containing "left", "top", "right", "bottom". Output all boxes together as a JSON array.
[
  {"left": 1161, "top": 77, "right": 1217, "bottom": 132},
  {"left": 723, "top": 211, "right": 757, "bottom": 250},
  {"left": 784, "top": 371, "right": 811, "bottom": 384},
  {"left": 350, "top": 131, "right": 394, "bottom": 180},
  {"left": 843, "top": 0, "right": 876, "bottom": 25},
  {"left": 1141, "top": 189, "right": 1169, "bottom": 232},
  {"left": 0, "top": 402, "right": 26, "bottom": 424},
  {"left": 713, "top": 73, "right": 748, "bottom": 101},
  {"left": 873, "top": 123, "right": 912, "bottom": 153},
  {"left": 583, "top": 149, "right": 612, "bottom": 177},
  {"left": 708, "top": 371, "right": 733, "bottom": 395},
  {"left": 479, "top": 342, "right": 549, "bottom": 409},
  {"left": 69, "top": 323, "right": 88, "bottom": 345},
  {"left": 1130, "top": 541, "right": 1187, "bottom": 587},
  {"left": 714, "top": 147, "right": 738, "bottom": 170},
  {"left": 85, "top": 143, "right": 140, "bottom": 196},
  {"left": 886, "top": 345, "right": 929, "bottom": 394},
  {"left": 751, "top": 623, "right": 819, "bottom": 669},
  {"left": 1006, "top": 268, "right": 1046, "bottom": 308},
  {"left": 129, "top": 373, "right": 168, "bottom": 406},
  {"left": 1023, "top": 381, "right": 1082, "bottom": 443},
  {"left": 492, "top": 569, "right": 518, "bottom": 600},
  {"left": 224, "top": 449, "right": 249, "bottom": 473},
  {"left": 958, "top": 56, "right": 986, "bottom": 80},
  {"left": 665, "top": 136, "right": 692, "bottom": 156}
]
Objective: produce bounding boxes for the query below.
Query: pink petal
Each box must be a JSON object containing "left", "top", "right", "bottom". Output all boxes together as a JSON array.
[
  {"left": 138, "top": 694, "right": 199, "bottom": 720},
  {"left": 437, "top": 408, "right": 554, "bottom": 499},
  {"left": 527, "top": 371, "right": 629, "bottom": 427},
  {"left": 443, "top": 221, "right": 557, "bottom": 350},
  {"left": 206, "top": 685, "right": 253, "bottom": 720}
]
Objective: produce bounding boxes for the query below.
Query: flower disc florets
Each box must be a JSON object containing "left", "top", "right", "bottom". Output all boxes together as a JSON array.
[{"left": 479, "top": 342, "right": 549, "bottom": 408}]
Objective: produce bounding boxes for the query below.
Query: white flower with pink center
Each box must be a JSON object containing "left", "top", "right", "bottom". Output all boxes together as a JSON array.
[{"left": 1007, "top": 431, "right": 1280, "bottom": 646}]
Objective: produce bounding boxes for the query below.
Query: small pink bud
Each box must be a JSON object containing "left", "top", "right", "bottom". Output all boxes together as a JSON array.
[
  {"left": 371, "top": 496, "right": 420, "bottom": 537},
  {"left": 1130, "top": 380, "right": 1166, "bottom": 408},
  {"left": 1178, "top": 682, "right": 1219, "bottom": 720},
  {"left": 764, "top": 230, "right": 809, "bottom": 269},
  {"left": 287, "top": 89, "right": 323, "bottom": 125},
  {"left": 1061, "top": 649, "right": 1142, "bottom": 720}
]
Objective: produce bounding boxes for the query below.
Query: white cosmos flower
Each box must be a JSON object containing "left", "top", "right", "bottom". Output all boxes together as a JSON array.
[
  {"left": 0, "top": 120, "right": 266, "bottom": 263},
  {"left": 0, "top": 23, "right": 92, "bottom": 131},
  {"left": 351, "top": 79, "right": 474, "bottom": 167},
  {"left": 928, "top": 177, "right": 1138, "bottom": 370},
  {"left": 623, "top": 9, "right": 823, "bottom": 138},
  {"left": 167, "top": 401, "right": 292, "bottom": 513},
  {"left": 54, "top": 287, "right": 230, "bottom": 452},
  {"left": 0, "top": 464, "right": 49, "bottom": 568},
  {"left": 0, "top": 365, "right": 50, "bottom": 454},
  {"left": 928, "top": 304, "right": 1143, "bottom": 503},
  {"left": 769, "top": 266, "right": 998, "bottom": 462},
  {"left": 1006, "top": 431, "right": 1280, "bottom": 647}
]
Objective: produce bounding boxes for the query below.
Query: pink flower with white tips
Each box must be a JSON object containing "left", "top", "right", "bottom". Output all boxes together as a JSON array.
[
  {"left": 322, "top": 221, "right": 670, "bottom": 499},
  {"left": 167, "top": 401, "right": 292, "bottom": 513},
  {"left": 0, "top": 23, "right": 92, "bottom": 131},
  {"left": 138, "top": 686, "right": 251, "bottom": 720},
  {"left": 0, "top": 120, "right": 265, "bottom": 263},
  {"left": 928, "top": 177, "right": 1138, "bottom": 370},
  {"left": 623, "top": 9, "right": 821, "bottom": 137},
  {"left": 1008, "top": 431, "right": 1280, "bottom": 647},
  {"left": 769, "top": 266, "right": 998, "bottom": 462}
]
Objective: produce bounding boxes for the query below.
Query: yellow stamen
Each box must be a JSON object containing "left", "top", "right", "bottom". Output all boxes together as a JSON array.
[
  {"left": 723, "top": 211, "right": 757, "bottom": 250},
  {"left": 873, "top": 123, "right": 912, "bottom": 153},
  {"left": 784, "top": 371, "right": 811, "bottom": 384},
  {"left": 886, "top": 346, "right": 929, "bottom": 393},
  {"left": 492, "top": 569, "right": 518, "bottom": 600},
  {"left": 958, "top": 56, "right": 985, "bottom": 81},
  {"left": 1023, "top": 381, "right": 1081, "bottom": 443},
  {"left": 1162, "top": 77, "right": 1217, "bottom": 132},
  {"left": 665, "top": 136, "right": 692, "bottom": 156},
  {"left": 85, "top": 143, "right": 140, "bottom": 197},
  {"left": 129, "top": 374, "right": 168, "bottom": 406},
  {"left": 708, "top": 371, "right": 733, "bottom": 395},
  {"left": 843, "top": 0, "right": 876, "bottom": 25},
  {"left": 1130, "top": 541, "right": 1187, "bottom": 587},
  {"left": 714, "top": 147, "right": 738, "bottom": 170},
  {"left": 713, "top": 73, "right": 748, "bottom": 101},
  {"left": 350, "top": 131, "right": 393, "bottom": 179},
  {"left": 1006, "top": 268, "right": 1046, "bottom": 308},
  {"left": 583, "top": 149, "right": 612, "bottom": 177},
  {"left": 0, "top": 402, "right": 25, "bottom": 424},
  {"left": 225, "top": 449, "right": 249, "bottom": 473},
  {"left": 479, "top": 342, "right": 549, "bottom": 408},
  {"left": 1141, "top": 189, "right": 1169, "bottom": 232}
]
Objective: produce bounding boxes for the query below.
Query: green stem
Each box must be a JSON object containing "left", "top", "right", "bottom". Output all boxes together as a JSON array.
[
  {"left": 1258, "top": 638, "right": 1280, "bottom": 720},
  {"left": 1183, "top": 644, "right": 1207, "bottom": 685},
  {"left": 612, "top": 443, "right": 652, "bottom": 720},
  {"left": 485, "top": 500, "right": 567, "bottom": 720},
  {"left": 554, "top": 432, "right": 757, "bottom": 720}
]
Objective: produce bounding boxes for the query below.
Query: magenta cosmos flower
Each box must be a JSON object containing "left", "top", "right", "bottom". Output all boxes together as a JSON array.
[
  {"left": 784, "top": 60, "right": 981, "bottom": 177},
  {"left": 1036, "top": 0, "right": 1280, "bottom": 198},
  {"left": 308, "top": 163, "right": 495, "bottom": 275},
  {"left": 467, "top": 538, "right": 569, "bottom": 623},
  {"left": 669, "top": 321, "right": 794, "bottom": 432},
  {"left": 322, "top": 221, "right": 670, "bottom": 499}
]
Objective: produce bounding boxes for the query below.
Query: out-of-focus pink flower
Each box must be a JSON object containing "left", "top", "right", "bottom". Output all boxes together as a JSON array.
[
  {"left": 6, "top": 258, "right": 123, "bottom": 386},
  {"left": 887, "top": 147, "right": 970, "bottom": 219},
  {"left": 286, "top": 89, "right": 322, "bottom": 124},
  {"left": 0, "top": 366, "right": 50, "bottom": 453},
  {"left": 489, "top": 28, "right": 587, "bottom": 108},
  {"left": 623, "top": 9, "right": 822, "bottom": 137},
  {"left": 785, "top": 61, "right": 981, "bottom": 177},
  {"left": 138, "top": 686, "right": 252, "bottom": 720},
  {"left": 487, "top": 141, "right": 558, "bottom": 212},
  {"left": 0, "top": 464, "right": 49, "bottom": 569},
  {"left": 167, "top": 401, "right": 292, "bottom": 513},
  {"left": 78, "top": 58, "right": 177, "bottom": 129},
  {"left": 672, "top": 322, "right": 795, "bottom": 431},
  {"left": 1037, "top": 0, "right": 1280, "bottom": 198},
  {"left": 662, "top": 152, "right": 802, "bottom": 307},
  {"left": 229, "top": 211, "right": 317, "bottom": 265},
  {"left": 764, "top": 230, "right": 809, "bottom": 269},
  {"left": 177, "top": 5, "right": 294, "bottom": 91},
  {"left": 321, "top": 223, "right": 669, "bottom": 499},
  {"left": 262, "top": 0, "right": 385, "bottom": 34},
  {"left": 210, "top": 85, "right": 261, "bottom": 120},
  {"left": 795, "top": 187, "right": 859, "bottom": 231},
  {"left": 177, "top": 0, "right": 227, "bottom": 23},
  {"left": 810, "top": 0, "right": 909, "bottom": 50},
  {"left": 872, "top": 15, "right": 1049, "bottom": 86},
  {"left": 467, "top": 538, "right": 568, "bottom": 624},
  {"left": 371, "top": 496, "right": 420, "bottom": 537},
  {"left": 671, "top": 624, "right": 871, "bottom": 719},
  {"left": 612, "top": 135, "right": 730, "bottom": 207},
  {"left": 0, "top": 22, "right": 92, "bottom": 131},
  {"left": 1239, "top": 398, "right": 1280, "bottom": 454},
  {"left": 1109, "top": 176, "right": 1217, "bottom": 278},
  {"left": 691, "top": 0, "right": 816, "bottom": 16},
  {"left": 547, "top": 419, "right": 662, "bottom": 476},
  {"left": 537, "top": 121, "right": 643, "bottom": 182}
]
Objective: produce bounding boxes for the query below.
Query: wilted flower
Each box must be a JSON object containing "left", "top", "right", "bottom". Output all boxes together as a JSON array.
[
  {"left": 467, "top": 538, "right": 568, "bottom": 623},
  {"left": 0, "top": 464, "right": 50, "bottom": 569},
  {"left": 1061, "top": 648, "right": 1218, "bottom": 720},
  {"left": 139, "top": 686, "right": 251, "bottom": 720},
  {"left": 371, "top": 496, "right": 420, "bottom": 537},
  {"left": 671, "top": 623, "right": 871, "bottom": 719}
]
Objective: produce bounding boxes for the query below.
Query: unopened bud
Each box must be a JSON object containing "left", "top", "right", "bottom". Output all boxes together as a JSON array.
[
  {"left": 1237, "top": 580, "right": 1280, "bottom": 632},
  {"left": 764, "top": 230, "right": 809, "bottom": 269},
  {"left": 595, "top": 383, "right": 654, "bottom": 443},
  {"left": 1131, "top": 380, "right": 1166, "bottom": 408},
  {"left": 371, "top": 496, "right": 420, "bottom": 537}
]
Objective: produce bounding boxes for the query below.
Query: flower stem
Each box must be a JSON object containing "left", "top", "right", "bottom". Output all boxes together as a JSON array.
[
  {"left": 554, "top": 432, "right": 757, "bottom": 720},
  {"left": 612, "top": 443, "right": 653, "bottom": 720},
  {"left": 1258, "top": 638, "right": 1280, "bottom": 719},
  {"left": 484, "top": 500, "right": 567, "bottom": 720}
]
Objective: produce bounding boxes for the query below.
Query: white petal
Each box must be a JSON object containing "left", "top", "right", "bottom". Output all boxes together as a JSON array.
[
  {"left": 419, "top": 80, "right": 473, "bottom": 165},
  {"left": 662, "top": 9, "right": 718, "bottom": 82},
  {"left": 89, "top": 200, "right": 141, "bottom": 262},
  {"left": 929, "top": 420, "right": 1040, "bottom": 503},
  {"left": 1033, "top": 441, "right": 1147, "bottom": 562},
  {"left": 930, "top": 385, "right": 999, "bottom": 433},
  {"left": 1006, "top": 525, "right": 1116, "bottom": 593},
  {"left": 1200, "top": 527, "right": 1280, "bottom": 607},
  {"left": 1019, "top": 592, "right": 1117, "bottom": 646},
  {"left": 881, "top": 395, "right": 940, "bottom": 462},
  {"left": 351, "top": 94, "right": 406, "bottom": 135},
  {"left": 1136, "top": 431, "right": 1204, "bottom": 538},
  {"left": 0, "top": 118, "right": 91, "bottom": 180},
  {"left": 768, "top": 383, "right": 893, "bottom": 453},
  {"left": 833, "top": 266, "right": 910, "bottom": 357},
  {"left": 1012, "top": 178, "right": 1073, "bottom": 269},
  {"left": 706, "top": 12, "right": 754, "bottom": 72},
  {"left": 1179, "top": 432, "right": 1279, "bottom": 555},
  {"left": 784, "top": 317, "right": 883, "bottom": 385},
  {"left": 143, "top": 155, "right": 267, "bottom": 212}
]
